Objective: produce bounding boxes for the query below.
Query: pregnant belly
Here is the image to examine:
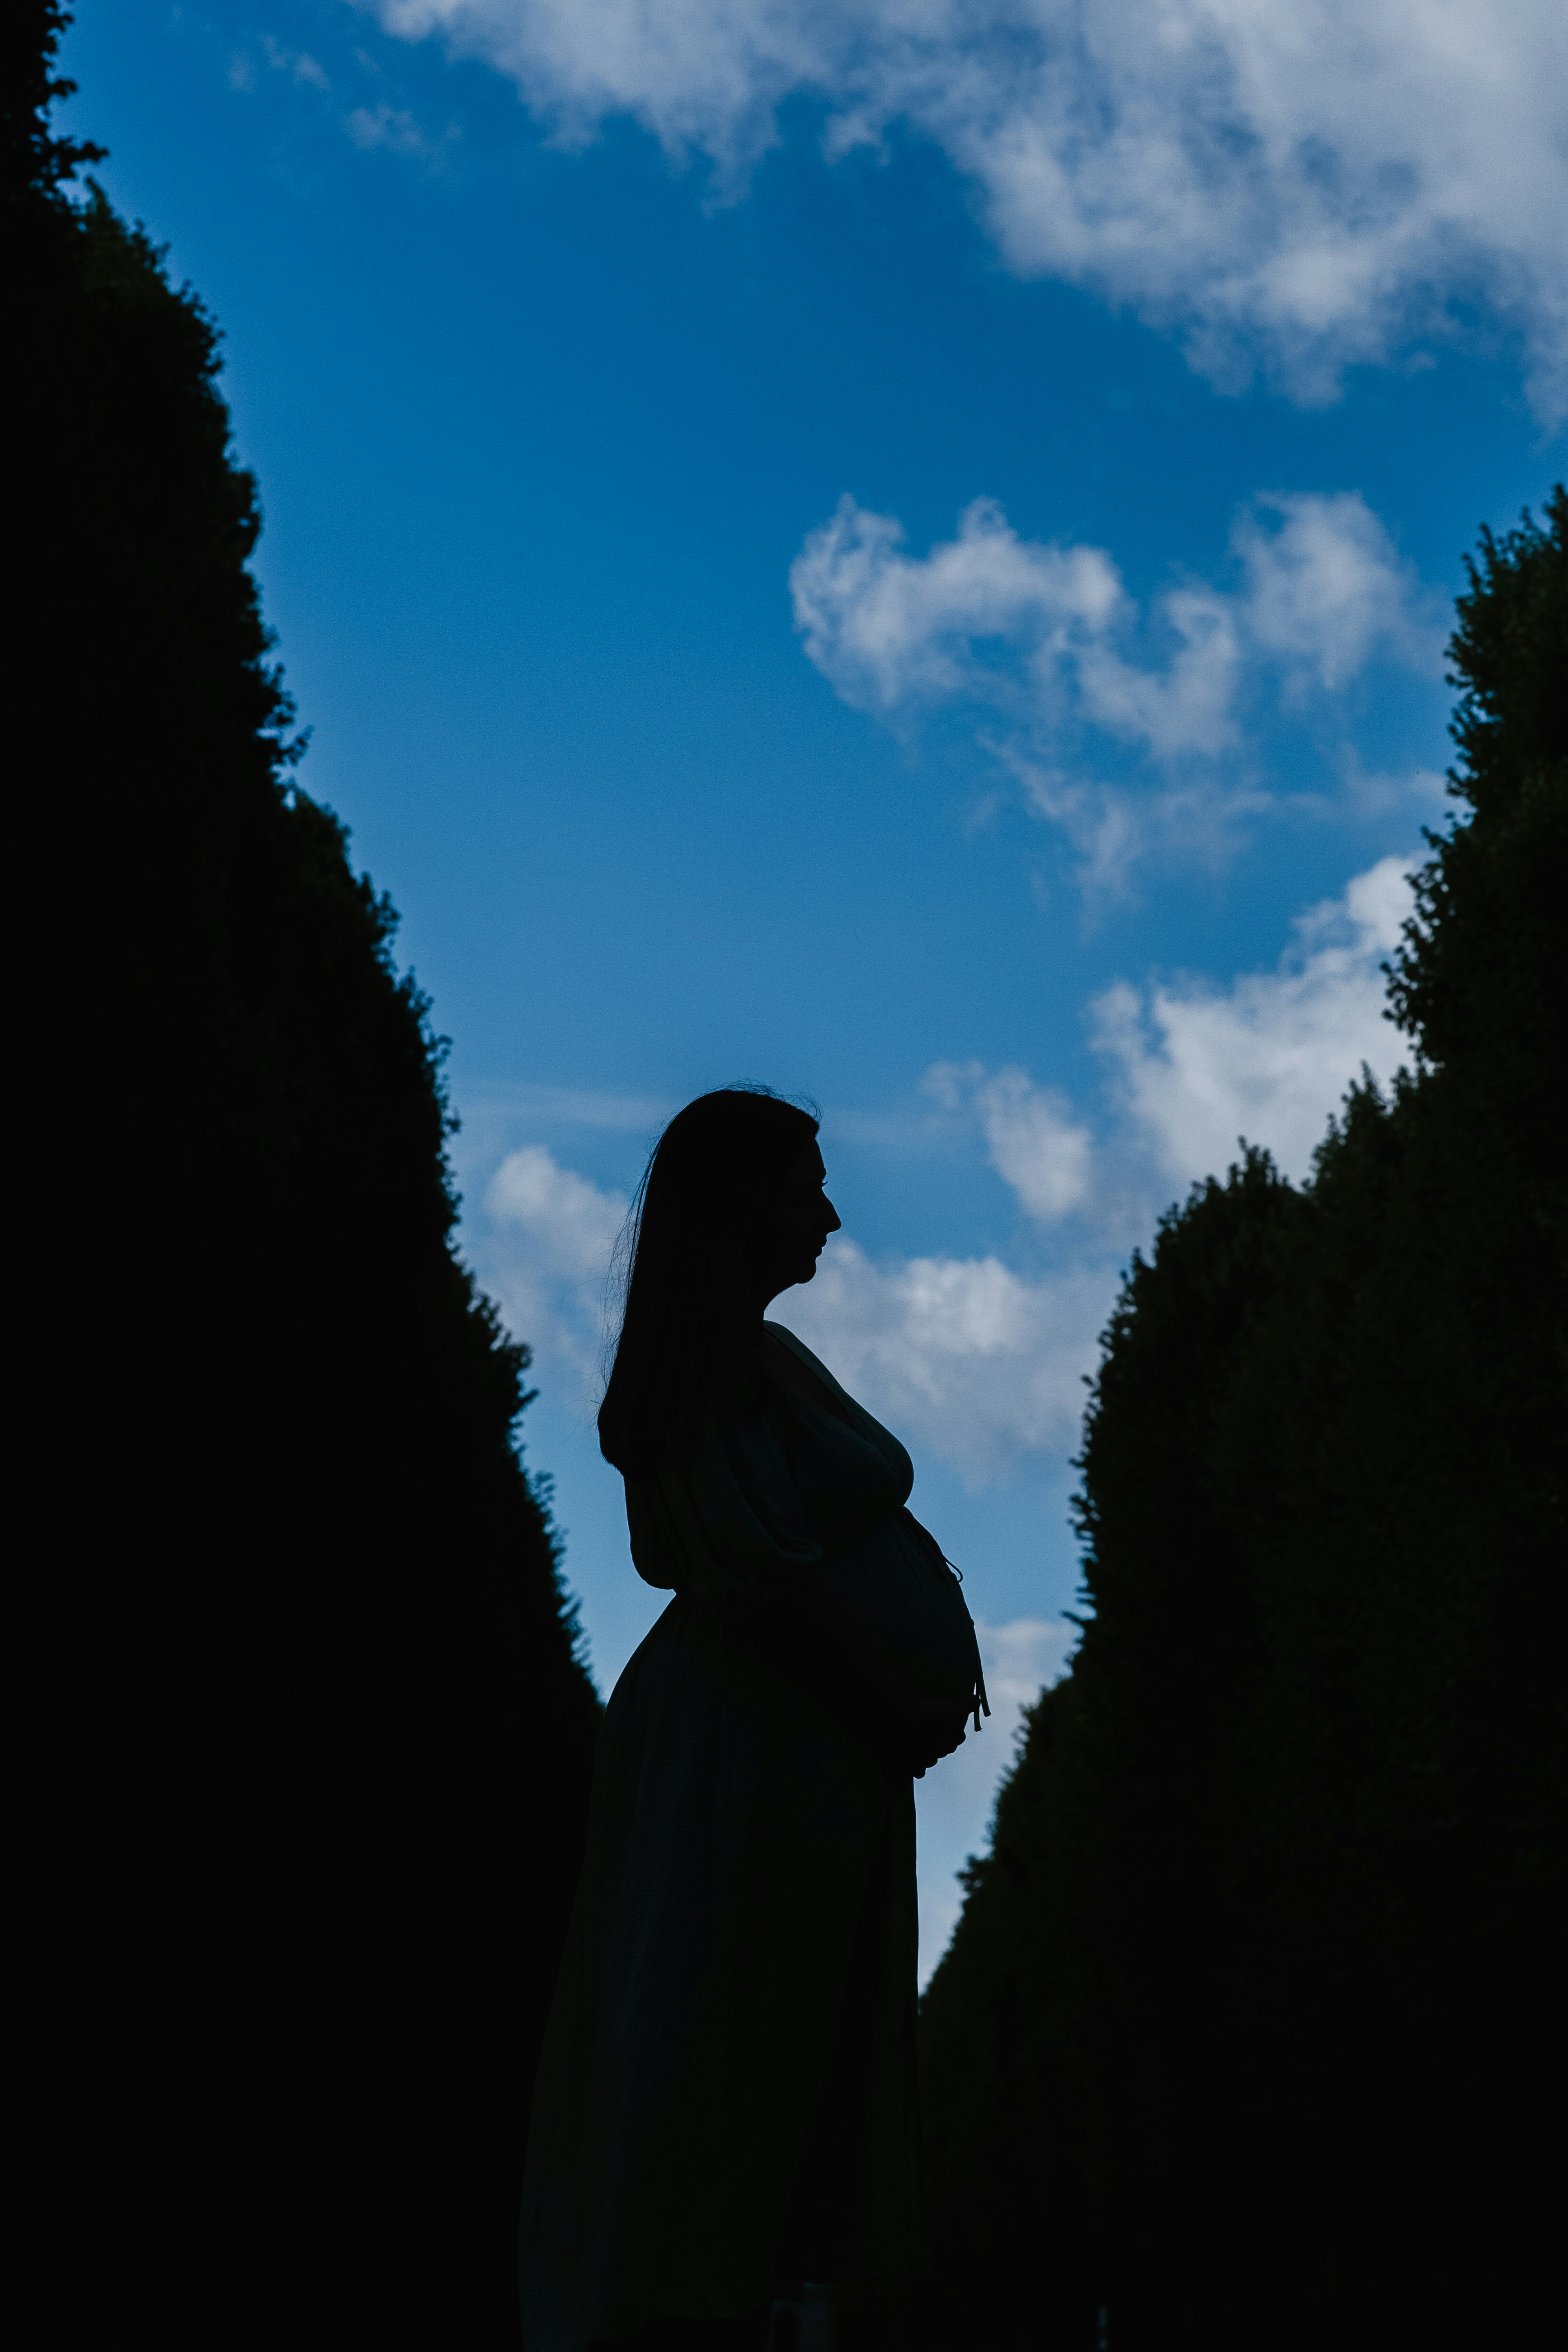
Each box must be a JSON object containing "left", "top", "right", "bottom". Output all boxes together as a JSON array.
[{"left": 820, "top": 1506, "right": 982, "bottom": 1712}]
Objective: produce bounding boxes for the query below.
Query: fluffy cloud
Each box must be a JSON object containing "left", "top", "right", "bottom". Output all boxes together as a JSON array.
[
  {"left": 364, "top": 0, "right": 1568, "bottom": 413},
  {"left": 922, "top": 854, "right": 1417, "bottom": 1217},
  {"left": 482, "top": 1144, "right": 628, "bottom": 1388},
  {"left": 1092, "top": 854, "right": 1416, "bottom": 1184},
  {"left": 791, "top": 497, "right": 1125, "bottom": 721},
  {"left": 792, "top": 488, "right": 1432, "bottom": 743},
  {"left": 791, "top": 487, "right": 1435, "bottom": 883},
  {"left": 1233, "top": 495, "right": 1441, "bottom": 691},
  {"left": 780, "top": 1237, "right": 1111, "bottom": 1485},
  {"left": 924, "top": 1061, "right": 1093, "bottom": 1224}
]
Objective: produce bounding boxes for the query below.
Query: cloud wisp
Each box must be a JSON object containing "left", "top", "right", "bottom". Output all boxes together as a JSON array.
[
  {"left": 791, "top": 488, "right": 1439, "bottom": 889},
  {"left": 365, "top": 0, "right": 1568, "bottom": 414}
]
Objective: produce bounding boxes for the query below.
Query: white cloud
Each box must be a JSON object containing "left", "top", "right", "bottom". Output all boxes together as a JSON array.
[
  {"left": 779, "top": 1237, "right": 1111, "bottom": 1485},
  {"left": 791, "top": 495, "right": 1125, "bottom": 720},
  {"left": 1092, "top": 853, "right": 1416, "bottom": 1184},
  {"left": 792, "top": 489, "right": 1431, "bottom": 742},
  {"left": 363, "top": 0, "right": 1568, "bottom": 414},
  {"left": 481, "top": 1144, "right": 628, "bottom": 1388},
  {"left": 924, "top": 1061, "right": 1093, "bottom": 1224},
  {"left": 791, "top": 487, "right": 1433, "bottom": 885},
  {"left": 489, "top": 1143, "right": 626, "bottom": 1273},
  {"left": 1233, "top": 494, "right": 1441, "bottom": 691},
  {"left": 919, "top": 850, "right": 1419, "bottom": 1215}
]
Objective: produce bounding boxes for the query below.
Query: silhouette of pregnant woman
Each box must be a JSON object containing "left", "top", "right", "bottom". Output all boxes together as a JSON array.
[{"left": 521, "top": 1089, "right": 988, "bottom": 2352}]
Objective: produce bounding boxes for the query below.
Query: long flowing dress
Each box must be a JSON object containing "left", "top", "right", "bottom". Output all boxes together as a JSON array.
[{"left": 519, "top": 1323, "right": 987, "bottom": 2351}]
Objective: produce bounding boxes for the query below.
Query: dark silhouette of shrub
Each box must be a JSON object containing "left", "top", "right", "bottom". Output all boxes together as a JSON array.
[
  {"left": 918, "top": 489, "right": 1565, "bottom": 2351},
  {"left": 12, "top": 11, "right": 600, "bottom": 2341}
]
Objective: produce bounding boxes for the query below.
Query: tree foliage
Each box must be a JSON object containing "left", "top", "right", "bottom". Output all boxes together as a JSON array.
[
  {"left": 918, "top": 491, "right": 1565, "bottom": 2350},
  {"left": 14, "top": 14, "right": 600, "bottom": 2342}
]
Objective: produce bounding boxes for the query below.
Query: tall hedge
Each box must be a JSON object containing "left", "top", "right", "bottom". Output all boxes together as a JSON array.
[
  {"left": 918, "top": 491, "right": 1565, "bottom": 2351},
  {"left": 11, "top": 13, "right": 600, "bottom": 2341}
]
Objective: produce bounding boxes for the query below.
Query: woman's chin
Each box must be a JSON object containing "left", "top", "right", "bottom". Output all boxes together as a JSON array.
[{"left": 768, "top": 1250, "right": 824, "bottom": 1296}]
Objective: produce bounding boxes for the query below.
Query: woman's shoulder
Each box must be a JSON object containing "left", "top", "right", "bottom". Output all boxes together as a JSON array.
[
  {"left": 762, "top": 1321, "right": 852, "bottom": 1400},
  {"left": 760, "top": 1324, "right": 903, "bottom": 1461}
]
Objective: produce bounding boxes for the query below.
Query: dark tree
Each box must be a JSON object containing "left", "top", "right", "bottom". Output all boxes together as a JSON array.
[
  {"left": 12, "top": 12, "right": 600, "bottom": 2342},
  {"left": 918, "top": 492, "right": 1565, "bottom": 2351}
]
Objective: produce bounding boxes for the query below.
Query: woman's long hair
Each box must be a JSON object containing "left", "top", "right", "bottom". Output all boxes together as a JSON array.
[{"left": 598, "top": 1087, "right": 819, "bottom": 1477}]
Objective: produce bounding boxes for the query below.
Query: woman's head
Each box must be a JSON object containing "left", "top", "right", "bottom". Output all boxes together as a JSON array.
[{"left": 597, "top": 1087, "right": 839, "bottom": 1475}]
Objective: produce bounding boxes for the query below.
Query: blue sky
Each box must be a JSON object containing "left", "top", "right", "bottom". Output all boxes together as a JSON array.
[{"left": 67, "top": 3, "right": 1563, "bottom": 1976}]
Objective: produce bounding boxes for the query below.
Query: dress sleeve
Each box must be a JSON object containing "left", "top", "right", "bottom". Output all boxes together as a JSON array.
[{"left": 623, "top": 1373, "right": 824, "bottom": 1602}]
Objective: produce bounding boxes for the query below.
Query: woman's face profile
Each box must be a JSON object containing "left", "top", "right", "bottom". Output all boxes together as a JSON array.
[{"left": 758, "top": 1138, "right": 842, "bottom": 1300}]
